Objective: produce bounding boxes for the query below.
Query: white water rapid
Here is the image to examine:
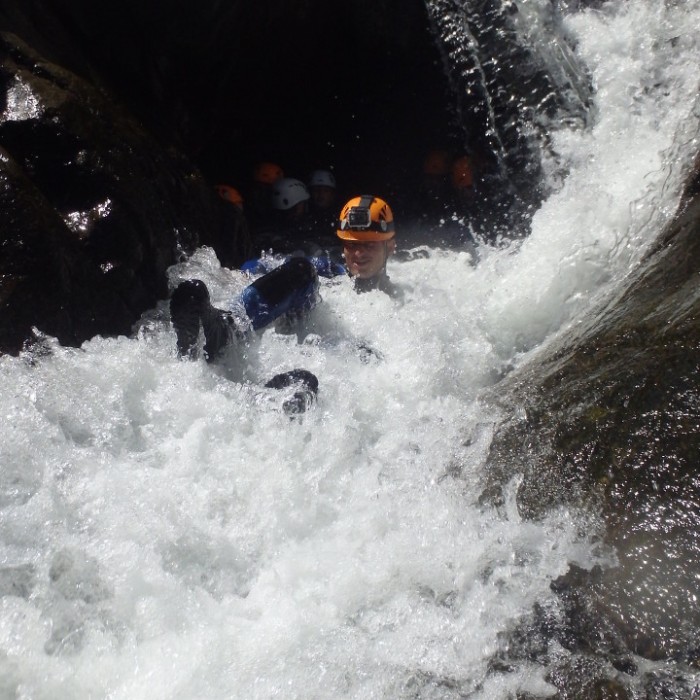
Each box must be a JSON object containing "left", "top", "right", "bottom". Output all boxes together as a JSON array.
[{"left": 1, "top": 1, "right": 700, "bottom": 698}]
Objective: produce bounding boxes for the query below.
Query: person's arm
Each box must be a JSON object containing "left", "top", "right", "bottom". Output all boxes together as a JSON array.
[
  {"left": 241, "top": 252, "right": 345, "bottom": 278},
  {"left": 240, "top": 254, "right": 287, "bottom": 276},
  {"left": 309, "top": 255, "right": 346, "bottom": 278}
]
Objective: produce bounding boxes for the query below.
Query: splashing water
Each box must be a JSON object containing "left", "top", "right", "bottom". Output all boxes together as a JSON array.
[{"left": 1, "top": 1, "right": 700, "bottom": 697}]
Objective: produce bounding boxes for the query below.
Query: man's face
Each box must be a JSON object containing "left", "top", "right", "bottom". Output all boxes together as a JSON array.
[{"left": 342, "top": 239, "right": 395, "bottom": 279}]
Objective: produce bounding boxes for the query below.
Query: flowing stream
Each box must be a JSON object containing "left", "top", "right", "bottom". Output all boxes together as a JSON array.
[{"left": 1, "top": 1, "right": 700, "bottom": 698}]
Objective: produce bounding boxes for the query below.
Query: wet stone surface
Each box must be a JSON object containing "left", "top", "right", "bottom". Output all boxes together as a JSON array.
[
  {"left": 0, "top": 34, "right": 248, "bottom": 355},
  {"left": 483, "top": 186, "right": 700, "bottom": 695}
]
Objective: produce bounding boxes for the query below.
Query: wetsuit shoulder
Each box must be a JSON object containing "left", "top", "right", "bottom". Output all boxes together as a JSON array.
[{"left": 353, "top": 273, "right": 403, "bottom": 299}]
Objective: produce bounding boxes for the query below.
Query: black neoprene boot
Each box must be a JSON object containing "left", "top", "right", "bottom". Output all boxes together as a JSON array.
[
  {"left": 170, "top": 279, "right": 210, "bottom": 358},
  {"left": 201, "top": 306, "right": 239, "bottom": 362},
  {"left": 265, "top": 369, "right": 319, "bottom": 416}
]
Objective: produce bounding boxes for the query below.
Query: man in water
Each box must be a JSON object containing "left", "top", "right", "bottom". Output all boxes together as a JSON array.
[
  {"left": 168, "top": 194, "right": 400, "bottom": 407},
  {"left": 335, "top": 195, "right": 400, "bottom": 297},
  {"left": 240, "top": 194, "right": 400, "bottom": 297}
]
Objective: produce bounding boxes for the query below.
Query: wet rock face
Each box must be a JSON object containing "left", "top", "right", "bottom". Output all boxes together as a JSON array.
[
  {"left": 425, "top": 0, "right": 594, "bottom": 214},
  {"left": 0, "top": 34, "right": 247, "bottom": 355},
  {"left": 484, "top": 185, "right": 700, "bottom": 685}
]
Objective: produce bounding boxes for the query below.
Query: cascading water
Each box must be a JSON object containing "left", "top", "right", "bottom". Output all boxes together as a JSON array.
[
  {"left": 1, "top": 1, "right": 700, "bottom": 698},
  {"left": 425, "top": 0, "right": 595, "bottom": 208}
]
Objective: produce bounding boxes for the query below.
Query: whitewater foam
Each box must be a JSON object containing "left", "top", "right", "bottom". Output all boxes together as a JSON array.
[{"left": 2, "top": 1, "right": 700, "bottom": 697}]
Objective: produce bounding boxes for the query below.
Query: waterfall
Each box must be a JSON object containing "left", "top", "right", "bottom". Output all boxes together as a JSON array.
[
  {"left": 424, "top": 0, "right": 595, "bottom": 198},
  {"left": 1, "top": 1, "right": 699, "bottom": 698}
]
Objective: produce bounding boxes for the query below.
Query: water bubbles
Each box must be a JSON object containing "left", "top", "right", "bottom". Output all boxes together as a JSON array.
[
  {"left": 2, "top": 0, "right": 699, "bottom": 695},
  {"left": 64, "top": 198, "right": 113, "bottom": 237},
  {"left": 2, "top": 76, "right": 42, "bottom": 122}
]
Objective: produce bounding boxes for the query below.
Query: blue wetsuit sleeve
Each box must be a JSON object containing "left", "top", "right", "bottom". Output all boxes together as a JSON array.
[
  {"left": 240, "top": 258, "right": 266, "bottom": 275},
  {"left": 309, "top": 256, "right": 347, "bottom": 278},
  {"left": 240, "top": 256, "right": 290, "bottom": 275},
  {"left": 238, "top": 257, "right": 320, "bottom": 331},
  {"left": 243, "top": 255, "right": 345, "bottom": 279}
]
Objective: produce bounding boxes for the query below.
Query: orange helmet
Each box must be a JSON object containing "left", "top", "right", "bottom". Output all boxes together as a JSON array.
[
  {"left": 451, "top": 155, "right": 474, "bottom": 189},
  {"left": 253, "top": 162, "right": 284, "bottom": 185},
  {"left": 423, "top": 149, "right": 450, "bottom": 176},
  {"left": 215, "top": 185, "right": 244, "bottom": 208},
  {"left": 337, "top": 195, "right": 395, "bottom": 242}
]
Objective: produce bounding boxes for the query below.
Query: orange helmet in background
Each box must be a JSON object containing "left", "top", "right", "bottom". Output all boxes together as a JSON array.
[
  {"left": 423, "top": 149, "right": 450, "bottom": 176},
  {"left": 215, "top": 185, "right": 244, "bottom": 208},
  {"left": 451, "top": 155, "right": 474, "bottom": 189},
  {"left": 253, "top": 161, "right": 284, "bottom": 185},
  {"left": 336, "top": 195, "right": 395, "bottom": 242}
]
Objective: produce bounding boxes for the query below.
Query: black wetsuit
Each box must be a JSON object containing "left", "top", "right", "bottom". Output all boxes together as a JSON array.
[
  {"left": 171, "top": 257, "right": 320, "bottom": 362},
  {"left": 170, "top": 258, "right": 322, "bottom": 416},
  {"left": 353, "top": 271, "right": 402, "bottom": 299}
]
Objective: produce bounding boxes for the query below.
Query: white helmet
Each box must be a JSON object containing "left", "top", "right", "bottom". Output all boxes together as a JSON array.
[
  {"left": 271, "top": 178, "right": 310, "bottom": 210},
  {"left": 308, "top": 169, "right": 336, "bottom": 189}
]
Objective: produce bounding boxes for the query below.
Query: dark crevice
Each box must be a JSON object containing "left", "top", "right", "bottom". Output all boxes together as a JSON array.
[{"left": 3, "top": 1, "right": 474, "bottom": 213}]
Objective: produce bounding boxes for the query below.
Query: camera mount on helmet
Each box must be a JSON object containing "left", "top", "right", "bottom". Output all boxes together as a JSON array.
[{"left": 344, "top": 195, "right": 374, "bottom": 230}]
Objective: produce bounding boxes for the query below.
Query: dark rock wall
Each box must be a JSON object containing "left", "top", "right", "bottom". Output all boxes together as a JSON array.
[
  {"left": 18, "top": 0, "right": 456, "bottom": 195},
  {"left": 483, "top": 172, "right": 700, "bottom": 683},
  {"left": 0, "top": 34, "right": 246, "bottom": 354}
]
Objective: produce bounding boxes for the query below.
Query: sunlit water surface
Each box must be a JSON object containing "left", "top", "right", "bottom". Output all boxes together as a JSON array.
[{"left": 1, "top": 1, "right": 700, "bottom": 697}]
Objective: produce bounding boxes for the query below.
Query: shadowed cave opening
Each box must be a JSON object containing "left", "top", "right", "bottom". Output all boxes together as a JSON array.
[
  {"left": 49, "top": 0, "right": 481, "bottom": 227},
  {"left": 194, "top": 5, "right": 463, "bottom": 212}
]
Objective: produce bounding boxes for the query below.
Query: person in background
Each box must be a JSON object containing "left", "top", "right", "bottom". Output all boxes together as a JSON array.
[
  {"left": 307, "top": 169, "right": 338, "bottom": 240},
  {"left": 413, "top": 149, "right": 463, "bottom": 245},
  {"left": 215, "top": 184, "right": 244, "bottom": 211},
  {"left": 254, "top": 177, "right": 315, "bottom": 254},
  {"left": 247, "top": 161, "right": 284, "bottom": 231},
  {"left": 213, "top": 183, "right": 253, "bottom": 269},
  {"left": 450, "top": 154, "right": 477, "bottom": 214},
  {"left": 411, "top": 152, "right": 480, "bottom": 251},
  {"left": 420, "top": 149, "right": 451, "bottom": 213},
  {"left": 437, "top": 153, "right": 481, "bottom": 251},
  {"left": 271, "top": 177, "right": 310, "bottom": 223}
]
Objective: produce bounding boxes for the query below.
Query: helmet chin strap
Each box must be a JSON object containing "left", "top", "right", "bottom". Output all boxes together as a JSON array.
[{"left": 381, "top": 242, "right": 389, "bottom": 272}]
